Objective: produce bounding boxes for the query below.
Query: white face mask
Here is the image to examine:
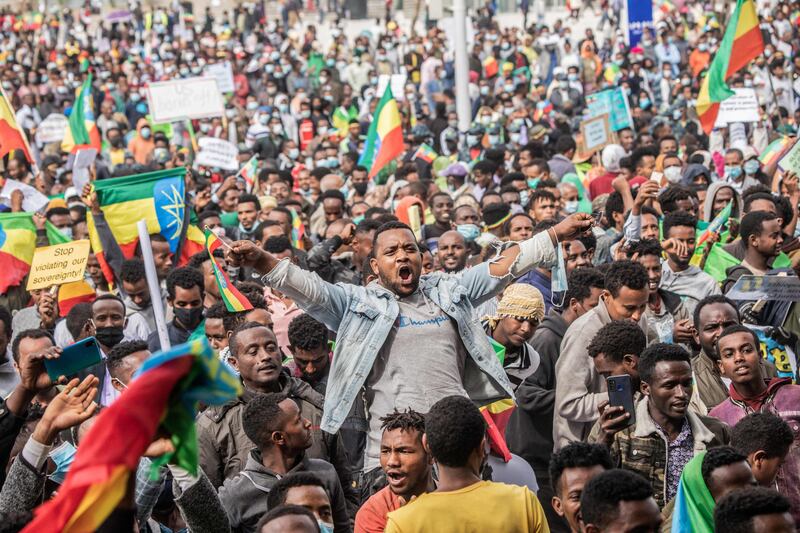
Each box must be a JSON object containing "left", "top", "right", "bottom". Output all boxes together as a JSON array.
[
  {"left": 664, "top": 166, "right": 683, "bottom": 184},
  {"left": 563, "top": 200, "right": 579, "bottom": 214}
]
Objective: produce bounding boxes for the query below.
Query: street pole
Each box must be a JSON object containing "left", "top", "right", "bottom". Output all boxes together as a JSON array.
[{"left": 453, "top": 0, "right": 471, "bottom": 133}]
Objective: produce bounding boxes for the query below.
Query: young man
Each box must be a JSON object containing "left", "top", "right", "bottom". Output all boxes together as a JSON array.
[
  {"left": 197, "top": 323, "right": 353, "bottom": 504},
  {"left": 596, "top": 343, "right": 730, "bottom": 508},
  {"left": 630, "top": 239, "right": 693, "bottom": 344},
  {"left": 507, "top": 268, "right": 604, "bottom": 514},
  {"left": 548, "top": 442, "right": 613, "bottom": 533},
  {"left": 187, "top": 251, "right": 224, "bottom": 308},
  {"left": 227, "top": 214, "right": 592, "bottom": 480},
  {"left": 723, "top": 211, "right": 784, "bottom": 292},
  {"left": 714, "top": 487, "right": 796, "bottom": 533},
  {"left": 588, "top": 320, "right": 647, "bottom": 390},
  {"left": 265, "top": 472, "right": 335, "bottom": 531},
  {"left": 579, "top": 469, "right": 662, "bottom": 533},
  {"left": 217, "top": 392, "right": 350, "bottom": 533},
  {"left": 527, "top": 189, "right": 558, "bottom": 223},
  {"left": 257, "top": 505, "right": 321, "bottom": 533},
  {"left": 106, "top": 340, "right": 150, "bottom": 392},
  {"left": 554, "top": 260, "right": 653, "bottom": 448},
  {"left": 355, "top": 409, "right": 433, "bottom": 533},
  {"left": 384, "top": 396, "right": 549, "bottom": 532},
  {"left": 659, "top": 211, "right": 721, "bottom": 314},
  {"left": 204, "top": 302, "right": 229, "bottom": 353},
  {"left": 421, "top": 191, "right": 454, "bottom": 252},
  {"left": 235, "top": 193, "right": 262, "bottom": 241},
  {"left": 436, "top": 230, "right": 469, "bottom": 274},
  {"left": 731, "top": 412, "right": 794, "bottom": 489},
  {"left": 146, "top": 267, "right": 206, "bottom": 353},
  {"left": 119, "top": 258, "right": 159, "bottom": 335},
  {"left": 710, "top": 325, "right": 800, "bottom": 522}
]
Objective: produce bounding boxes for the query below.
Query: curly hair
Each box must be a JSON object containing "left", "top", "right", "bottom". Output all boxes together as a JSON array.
[
  {"left": 548, "top": 442, "right": 613, "bottom": 494},
  {"left": 629, "top": 238, "right": 662, "bottom": 259},
  {"left": 638, "top": 343, "right": 691, "bottom": 385},
  {"left": 564, "top": 267, "right": 605, "bottom": 306},
  {"left": 265, "top": 472, "right": 326, "bottom": 511},
  {"left": 287, "top": 313, "right": 328, "bottom": 352},
  {"left": 604, "top": 260, "right": 648, "bottom": 297},
  {"left": 731, "top": 412, "right": 794, "bottom": 459},
  {"left": 580, "top": 469, "right": 653, "bottom": 529},
  {"left": 701, "top": 446, "right": 747, "bottom": 489},
  {"left": 714, "top": 487, "right": 791, "bottom": 533},
  {"left": 242, "top": 392, "right": 289, "bottom": 448},
  {"left": 662, "top": 210, "right": 697, "bottom": 238},
  {"left": 587, "top": 321, "right": 647, "bottom": 362},
  {"left": 166, "top": 267, "right": 204, "bottom": 300},
  {"left": 381, "top": 408, "right": 426, "bottom": 435},
  {"left": 106, "top": 340, "right": 149, "bottom": 377},
  {"left": 120, "top": 258, "right": 146, "bottom": 283},
  {"left": 425, "top": 396, "right": 485, "bottom": 468},
  {"left": 658, "top": 184, "right": 696, "bottom": 213}
]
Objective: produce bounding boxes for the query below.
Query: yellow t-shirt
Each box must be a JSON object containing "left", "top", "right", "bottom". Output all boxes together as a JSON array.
[{"left": 384, "top": 481, "right": 550, "bottom": 533}]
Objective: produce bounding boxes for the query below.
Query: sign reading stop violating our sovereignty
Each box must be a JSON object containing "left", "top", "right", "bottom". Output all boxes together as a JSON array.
[{"left": 26, "top": 240, "right": 91, "bottom": 291}]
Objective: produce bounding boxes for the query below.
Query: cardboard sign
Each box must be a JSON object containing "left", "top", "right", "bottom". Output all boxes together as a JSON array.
[
  {"left": 35, "top": 114, "right": 68, "bottom": 144},
  {"left": 26, "top": 240, "right": 91, "bottom": 291},
  {"left": 196, "top": 137, "right": 240, "bottom": 170},
  {"left": 778, "top": 138, "right": 800, "bottom": 174},
  {"left": 585, "top": 87, "right": 632, "bottom": 131},
  {"left": 580, "top": 114, "right": 611, "bottom": 152},
  {"left": 204, "top": 61, "right": 235, "bottom": 94},
  {"left": 146, "top": 77, "right": 225, "bottom": 124},
  {"left": 726, "top": 275, "right": 800, "bottom": 302},
  {"left": 714, "top": 88, "right": 760, "bottom": 126}
]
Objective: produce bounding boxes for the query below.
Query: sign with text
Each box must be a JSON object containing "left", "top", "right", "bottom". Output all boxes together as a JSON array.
[
  {"left": 26, "top": 240, "right": 91, "bottom": 291},
  {"left": 35, "top": 114, "right": 68, "bottom": 144},
  {"left": 204, "top": 61, "right": 235, "bottom": 94},
  {"left": 580, "top": 114, "right": 611, "bottom": 152},
  {"left": 146, "top": 77, "right": 225, "bottom": 124},
  {"left": 778, "top": 138, "right": 800, "bottom": 174},
  {"left": 0, "top": 179, "right": 49, "bottom": 212},
  {"left": 625, "top": 0, "right": 653, "bottom": 47},
  {"left": 586, "top": 87, "right": 632, "bottom": 131},
  {"left": 196, "top": 137, "right": 240, "bottom": 170},
  {"left": 726, "top": 275, "right": 800, "bottom": 302},
  {"left": 714, "top": 88, "right": 760, "bottom": 126}
]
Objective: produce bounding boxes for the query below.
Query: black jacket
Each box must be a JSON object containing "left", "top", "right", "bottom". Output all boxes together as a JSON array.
[{"left": 505, "top": 310, "right": 569, "bottom": 476}]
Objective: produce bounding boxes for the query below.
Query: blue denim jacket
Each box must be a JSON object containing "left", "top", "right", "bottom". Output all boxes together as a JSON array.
[{"left": 262, "top": 231, "right": 557, "bottom": 433}]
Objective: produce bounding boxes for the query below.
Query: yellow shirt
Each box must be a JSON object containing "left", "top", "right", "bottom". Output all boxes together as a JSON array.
[{"left": 384, "top": 481, "right": 550, "bottom": 533}]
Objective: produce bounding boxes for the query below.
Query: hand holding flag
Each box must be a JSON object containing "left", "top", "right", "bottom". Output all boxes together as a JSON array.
[
  {"left": 697, "top": 200, "right": 733, "bottom": 247},
  {"left": 204, "top": 228, "right": 253, "bottom": 312}
]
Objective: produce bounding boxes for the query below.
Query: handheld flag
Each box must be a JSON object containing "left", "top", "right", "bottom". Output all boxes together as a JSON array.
[
  {"left": 695, "top": 0, "right": 764, "bottom": 133},
  {"left": 697, "top": 201, "right": 732, "bottom": 247},
  {"left": 759, "top": 137, "right": 794, "bottom": 167},
  {"left": 479, "top": 399, "right": 515, "bottom": 462},
  {"left": 290, "top": 208, "right": 305, "bottom": 251},
  {"left": 358, "top": 85, "right": 405, "bottom": 180},
  {"left": 21, "top": 338, "right": 241, "bottom": 533},
  {"left": 671, "top": 452, "right": 715, "bottom": 533},
  {"left": 0, "top": 86, "right": 33, "bottom": 163},
  {"left": 62, "top": 74, "right": 102, "bottom": 153},
  {"left": 238, "top": 156, "right": 259, "bottom": 193},
  {"left": 412, "top": 143, "right": 437, "bottom": 164},
  {"left": 204, "top": 229, "right": 253, "bottom": 312}
]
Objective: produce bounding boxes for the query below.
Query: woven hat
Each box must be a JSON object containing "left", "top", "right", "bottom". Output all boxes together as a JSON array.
[{"left": 486, "top": 283, "right": 545, "bottom": 327}]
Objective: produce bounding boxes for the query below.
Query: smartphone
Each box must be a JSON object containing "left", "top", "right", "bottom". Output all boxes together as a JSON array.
[
  {"left": 44, "top": 336, "right": 103, "bottom": 382},
  {"left": 591, "top": 210, "right": 603, "bottom": 226},
  {"left": 606, "top": 374, "right": 636, "bottom": 428},
  {"left": 650, "top": 171, "right": 663, "bottom": 183}
]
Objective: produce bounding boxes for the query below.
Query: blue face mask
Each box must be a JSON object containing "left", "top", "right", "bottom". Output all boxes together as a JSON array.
[
  {"left": 527, "top": 178, "right": 540, "bottom": 189},
  {"left": 639, "top": 98, "right": 651, "bottom": 109},
  {"left": 550, "top": 242, "right": 568, "bottom": 308},
  {"left": 48, "top": 441, "right": 77, "bottom": 484},
  {"left": 456, "top": 223, "right": 481, "bottom": 242},
  {"left": 318, "top": 521, "right": 334, "bottom": 533},
  {"left": 744, "top": 159, "right": 760, "bottom": 175},
  {"left": 725, "top": 165, "right": 743, "bottom": 180}
]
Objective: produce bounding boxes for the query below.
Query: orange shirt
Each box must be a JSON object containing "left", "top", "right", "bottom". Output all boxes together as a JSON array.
[
  {"left": 690, "top": 50, "right": 711, "bottom": 77},
  {"left": 354, "top": 486, "right": 403, "bottom": 533}
]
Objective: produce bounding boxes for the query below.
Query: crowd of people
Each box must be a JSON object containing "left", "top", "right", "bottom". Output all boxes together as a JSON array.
[{"left": 0, "top": 0, "right": 799, "bottom": 531}]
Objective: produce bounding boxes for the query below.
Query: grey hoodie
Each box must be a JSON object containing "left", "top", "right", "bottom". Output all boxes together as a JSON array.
[{"left": 703, "top": 181, "right": 743, "bottom": 222}]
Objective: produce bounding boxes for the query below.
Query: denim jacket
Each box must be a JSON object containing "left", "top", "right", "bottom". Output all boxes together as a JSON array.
[{"left": 262, "top": 231, "right": 557, "bottom": 433}]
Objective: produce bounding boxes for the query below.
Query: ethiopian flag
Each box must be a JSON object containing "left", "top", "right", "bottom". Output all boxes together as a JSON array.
[
  {"left": 413, "top": 143, "right": 437, "bottom": 164},
  {"left": 238, "top": 156, "right": 258, "bottom": 193},
  {"left": 0, "top": 213, "right": 73, "bottom": 293},
  {"left": 695, "top": 0, "right": 764, "bottom": 133},
  {"left": 92, "top": 167, "right": 188, "bottom": 258},
  {"left": 62, "top": 74, "right": 102, "bottom": 154},
  {"left": 358, "top": 85, "right": 405, "bottom": 180},
  {"left": 204, "top": 229, "right": 252, "bottom": 312},
  {"left": 21, "top": 338, "right": 241, "bottom": 533},
  {"left": 670, "top": 452, "right": 714, "bottom": 533},
  {"left": 0, "top": 87, "right": 33, "bottom": 163}
]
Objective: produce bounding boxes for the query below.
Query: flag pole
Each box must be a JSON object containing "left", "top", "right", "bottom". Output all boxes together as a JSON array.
[{"left": 137, "top": 220, "right": 170, "bottom": 351}]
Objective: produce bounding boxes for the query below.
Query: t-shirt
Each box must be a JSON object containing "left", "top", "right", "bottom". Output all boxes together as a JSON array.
[
  {"left": 364, "top": 290, "right": 468, "bottom": 470},
  {"left": 384, "top": 481, "right": 550, "bottom": 533},
  {"left": 355, "top": 486, "right": 403, "bottom": 533}
]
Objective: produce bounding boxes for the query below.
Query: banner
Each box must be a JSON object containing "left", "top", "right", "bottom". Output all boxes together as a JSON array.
[
  {"left": 36, "top": 114, "right": 68, "bottom": 144},
  {"left": 586, "top": 87, "right": 633, "bottom": 132},
  {"left": 196, "top": 137, "right": 239, "bottom": 170},
  {"left": 625, "top": 0, "right": 653, "bottom": 47},
  {"left": 146, "top": 77, "right": 225, "bottom": 124},
  {"left": 204, "top": 61, "right": 235, "bottom": 94}
]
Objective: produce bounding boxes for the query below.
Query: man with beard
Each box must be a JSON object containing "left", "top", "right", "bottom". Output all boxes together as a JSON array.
[
  {"left": 227, "top": 213, "right": 591, "bottom": 486},
  {"left": 436, "top": 231, "right": 469, "bottom": 274}
]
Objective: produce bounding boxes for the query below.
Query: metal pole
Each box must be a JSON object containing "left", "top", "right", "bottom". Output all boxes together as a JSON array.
[
  {"left": 137, "top": 220, "right": 171, "bottom": 352},
  {"left": 453, "top": 0, "right": 471, "bottom": 133}
]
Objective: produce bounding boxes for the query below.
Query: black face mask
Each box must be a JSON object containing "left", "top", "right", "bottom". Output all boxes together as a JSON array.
[
  {"left": 174, "top": 306, "right": 204, "bottom": 330},
  {"left": 352, "top": 182, "right": 368, "bottom": 195},
  {"left": 94, "top": 326, "right": 125, "bottom": 348},
  {"left": 110, "top": 137, "right": 124, "bottom": 148}
]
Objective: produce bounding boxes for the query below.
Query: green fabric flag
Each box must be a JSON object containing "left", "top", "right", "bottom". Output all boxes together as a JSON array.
[
  {"left": 308, "top": 52, "right": 325, "bottom": 79},
  {"left": 220, "top": 211, "right": 239, "bottom": 227},
  {"left": 701, "top": 243, "right": 740, "bottom": 282},
  {"left": 69, "top": 74, "right": 93, "bottom": 147},
  {"left": 45, "top": 221, "right": 72, "bottom": 245},
  {"left": 670, "top": 451, "right": 715, "bottom": 533}
]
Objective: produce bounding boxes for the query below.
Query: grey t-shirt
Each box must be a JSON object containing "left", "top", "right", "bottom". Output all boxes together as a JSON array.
[{"left": 364, "top": 290, "right": 468, "bottom": 470}]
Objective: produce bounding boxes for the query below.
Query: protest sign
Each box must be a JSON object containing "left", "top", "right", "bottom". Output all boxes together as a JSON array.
[
  {"left": 377, "top": 74, "right": 409, "bottom": 100},
  {"left": 624, "top": 0, "right": 653, "bottom": 47},
  {"left": 26, "top": 240, "right": 91, "bottom": 291},
  {"left": 726, "top": 275, "right": 800, "bottom": 302},
  {"left": 147, "top": 77, "right": 225, "bottom": 124},
  {"left": 749, "top": 324, "right": 798, "bottom": 382},
  {"left": 204, "top": 61, "right": 235, "bottom": 93},
  {"left": 586, "top": 87, "right": 632, "bottom": 131},
  {"left": 728, "top": 122, "right": 748, "bottom": 151},
  {"left": 73, "top": 148, "right": 97, "bottom": 170},
  {"left": 0, "top": 179, "right": 49, "bottom": 212},
  {"left": 580, "top": 114, "right": 611, "bottom": 152},
  {"left": 35, "top": 114, "right": 68, "bottom": 144},
  {"left": 713, "top": 88, "right": 760, "bottom": 126},
  {"left": 196, "top": 137, "right": 239, "bottom": 170},
  {"left": 778, "top": 137, "right": 800, "bottom": 174},
  {"left": 105, "top": 10, "right": 132, "bottom": 23}
]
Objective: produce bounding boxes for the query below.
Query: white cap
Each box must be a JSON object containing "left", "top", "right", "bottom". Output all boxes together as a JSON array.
[{"left": 601, "top": 144, "right": 626, "bottom": 173}]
